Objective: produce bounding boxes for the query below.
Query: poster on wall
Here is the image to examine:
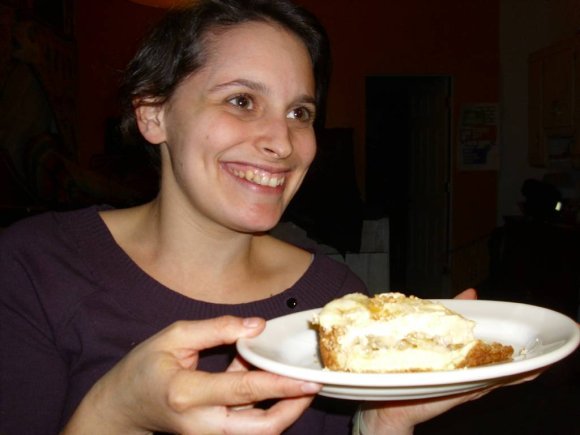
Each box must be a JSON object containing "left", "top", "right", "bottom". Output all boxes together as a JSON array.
[{"left": 458, "top": 104, "right": 500, "bottom": 171}]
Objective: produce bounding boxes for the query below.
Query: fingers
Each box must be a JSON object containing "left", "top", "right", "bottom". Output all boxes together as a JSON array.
[
  {"left": 220, "top": 395, "right": 315, "bottom": 435},
  {"left": 454, "top": 288, "right": 478, "bottom": 300},
  {"left": 165, "top": 370, "right": 319, "bottom": 434},
  {"left": 167, "top": 369, "right": 320, "bottom": 411},
  {"left": 496, "top": 369, "right": 543, "bottom": 386}
]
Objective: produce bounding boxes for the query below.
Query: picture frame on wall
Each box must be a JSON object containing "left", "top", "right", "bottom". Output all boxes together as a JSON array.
[{"left": 458, "top": 103, "right": 500, "bottom": 171}]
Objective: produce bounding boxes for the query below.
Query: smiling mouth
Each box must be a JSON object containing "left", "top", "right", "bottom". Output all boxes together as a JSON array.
[{"left": 232, "top": 168, "right": 286, "bottom": 187}]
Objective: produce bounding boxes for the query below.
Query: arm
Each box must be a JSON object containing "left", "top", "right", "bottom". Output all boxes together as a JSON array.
[{"left": 62, "top": 316, "right": 321, "bottom": 435}]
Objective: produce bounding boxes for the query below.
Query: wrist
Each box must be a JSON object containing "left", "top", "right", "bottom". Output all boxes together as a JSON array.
[{"left": 61, "top": 377, "right": 151, "bottom": 435}]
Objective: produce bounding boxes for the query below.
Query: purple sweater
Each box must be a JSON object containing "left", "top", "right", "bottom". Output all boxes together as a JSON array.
[{"left": 0, "top": 206, "right": 367, "bottom": 435}]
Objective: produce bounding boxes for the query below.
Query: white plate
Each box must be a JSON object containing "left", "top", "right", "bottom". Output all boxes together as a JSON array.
[{"left": 237, "top": 300, "right": 579, "bottom": 400}]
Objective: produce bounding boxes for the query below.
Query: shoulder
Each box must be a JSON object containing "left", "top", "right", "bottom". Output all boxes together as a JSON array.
[
  {"left": 0, "top": 206, "right": 105, "bottom": 249},
  {"left": 0, "top": 211, "right": 63, "bottom": 266},
  {"left": 315, "top": 254, "right": 367, "bottom": 291},
  {"left": 0, "top": 206, "right": 113, "bottom": 335},
  {"left": 1, "top": 210, "right": 57, "bottom": 244},
  {"left": 0, "top": 205, "right": 110, "bottom": 300},
  {"left": 295, "top": 253, "right": 368, "bottom": 301}
]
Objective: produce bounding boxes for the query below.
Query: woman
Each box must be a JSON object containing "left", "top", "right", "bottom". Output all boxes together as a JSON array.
[{"left": 0, "top": 1, "right": 532, "bottom": 434}]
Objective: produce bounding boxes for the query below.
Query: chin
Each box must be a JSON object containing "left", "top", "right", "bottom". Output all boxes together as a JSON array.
[
  {"left": 234, "top": 214, "right": 282, "bottom": 234},
  {"left": 243, "top": 220, "right": 279, "bottom": 234}
]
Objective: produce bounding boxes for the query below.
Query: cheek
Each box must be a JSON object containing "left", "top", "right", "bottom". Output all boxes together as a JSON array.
[
  {"left": 172, "top": 118, "right": 236, "bottom": 164},
  {"left": 201, "top": 113, "right": 248, "bottom": 150},
  {"left": 287, "top": 133, "right": 316, "bottom": 196},
  {"left": 295, "top": 132, "right": 317, "bottom": 168}
]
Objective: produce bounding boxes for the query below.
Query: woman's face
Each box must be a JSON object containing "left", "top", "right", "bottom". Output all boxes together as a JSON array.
[{"left": 146, "top": 21, "right": 317, "bottom": 233}]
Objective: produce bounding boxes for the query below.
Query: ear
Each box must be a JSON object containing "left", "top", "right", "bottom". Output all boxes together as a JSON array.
[{"left": 135, "top": 102, "right": 166, "bottom": 144}]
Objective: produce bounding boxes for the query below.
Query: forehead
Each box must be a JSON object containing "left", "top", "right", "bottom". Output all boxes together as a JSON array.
[
  {"left": 199, "top": 20, "right": 314, "bottom": 87},
  {"left": 204, "top": 19, "right": 310, "bottom": 58}
]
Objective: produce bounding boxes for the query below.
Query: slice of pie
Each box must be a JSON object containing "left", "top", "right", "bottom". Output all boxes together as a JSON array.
[{"left": 312, "top": 292, "right": 513, "bottom": 372}]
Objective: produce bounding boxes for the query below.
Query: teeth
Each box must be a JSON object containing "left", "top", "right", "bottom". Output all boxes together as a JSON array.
[{"left": 233, "top": 169, "right": 285, "bottom": 187}]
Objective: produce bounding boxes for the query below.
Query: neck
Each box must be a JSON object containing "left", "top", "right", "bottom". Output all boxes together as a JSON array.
[
  {"left": 143, "top": 197, "right": 259, "bottom": 264},
  {"left": 103, "top": 199, "right": 275, "bottom": 303}
]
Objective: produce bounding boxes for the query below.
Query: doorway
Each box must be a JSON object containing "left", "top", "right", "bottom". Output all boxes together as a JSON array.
[{"left": 365, "top": 76, "right": 452, "bottom": 298}]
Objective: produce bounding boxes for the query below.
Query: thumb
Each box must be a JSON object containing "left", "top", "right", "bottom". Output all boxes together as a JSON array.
[{"left": 454, "top": 288, "right": 477, "bottom": 300}]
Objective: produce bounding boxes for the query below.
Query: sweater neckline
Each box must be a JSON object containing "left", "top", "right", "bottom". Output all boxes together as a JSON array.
[{"left": 69, "top": 205, "right": 328, "bottom": 327}]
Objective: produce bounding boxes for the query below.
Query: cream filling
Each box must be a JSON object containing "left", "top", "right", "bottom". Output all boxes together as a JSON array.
[
  {"left": 232, "top": 168, "right": 285, "bottom": 187},
  {"left": 332, "top": 339, "right": 478, "bottom": 372}
]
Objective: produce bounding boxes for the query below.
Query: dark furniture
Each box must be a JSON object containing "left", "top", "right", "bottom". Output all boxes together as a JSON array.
[{"left": 481, "top": 215, "right": 579, "bottom": 320}]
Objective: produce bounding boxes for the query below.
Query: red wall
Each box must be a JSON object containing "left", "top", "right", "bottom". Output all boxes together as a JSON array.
[
  {"left": 75, "top": 0, "right": 500, "bottom": 249},
  {"left": 297, "top": 0, "right": 500, "bottom": 248}
]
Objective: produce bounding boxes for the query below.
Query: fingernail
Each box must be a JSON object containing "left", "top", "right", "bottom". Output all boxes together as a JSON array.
[
  {"left": 301, "top": 382, "right": 322, "bottom": 394},
  {"left": 243, "top": 317, "right": 262, "bottom": 328}
]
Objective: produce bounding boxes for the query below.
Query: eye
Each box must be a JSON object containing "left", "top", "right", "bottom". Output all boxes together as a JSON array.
[
  {"left": 287, "top": 106, "right": 315, "bottom": 123},
  {"left": 227, "top": 94, "right": 254, "bottom": 110}
]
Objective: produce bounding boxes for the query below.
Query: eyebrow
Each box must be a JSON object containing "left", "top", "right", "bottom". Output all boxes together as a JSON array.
[
  {"left": 211, "top": 79, "right": 268, "bottom": 95},
  {"left": 210, "top": 78, "right": 317, "bottom": 106}
]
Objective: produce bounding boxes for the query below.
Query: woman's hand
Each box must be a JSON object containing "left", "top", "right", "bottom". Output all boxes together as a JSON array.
[
  {"left": 62, "top": 316, "right": 320, "bottom": 435},
  {"left": 358, "top": 371, "right": 540, "bottom": 435},
  {"left": 358, "top": 288, "right": 540, "bottom": 435}
]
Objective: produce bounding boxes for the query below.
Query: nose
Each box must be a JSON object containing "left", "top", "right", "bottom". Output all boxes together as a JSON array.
[{"left": 256, "top": 117, "right": 293, "bottom": 159}]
